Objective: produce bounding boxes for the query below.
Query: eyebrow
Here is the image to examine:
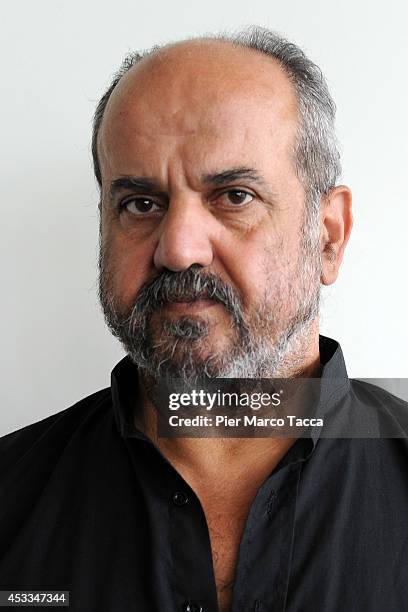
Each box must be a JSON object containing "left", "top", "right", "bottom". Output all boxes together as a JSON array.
[
  {"left": 202, "top": 167, "right": 266, "bottom": 186},
  {"left": 202, "top": 167, "right": 279, "bottom": 205},
  {"left": 109, "top": 177, "right": 164, "bottom": 201},
  {"left": 108, "top": 167, "right": 272, "bottom": 201}
]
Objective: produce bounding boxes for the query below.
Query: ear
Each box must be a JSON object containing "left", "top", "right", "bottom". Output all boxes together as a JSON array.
[{"left": 320, "top": 185, "right": 353, "bottom": 285}]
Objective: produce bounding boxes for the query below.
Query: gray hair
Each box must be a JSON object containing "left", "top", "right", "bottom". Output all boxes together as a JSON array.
[{"left": 92, "top": 26, "right": 341, "bottom": 220}]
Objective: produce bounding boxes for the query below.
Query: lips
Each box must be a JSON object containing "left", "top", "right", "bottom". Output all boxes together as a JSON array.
[
  {"left": 166, "top": 292, "right": 213, "bottom": 303},
  {"left": 163, "top": 298, "right": 218, "bottom": 312}
]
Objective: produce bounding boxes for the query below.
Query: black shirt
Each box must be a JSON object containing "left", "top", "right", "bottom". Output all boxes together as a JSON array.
[{"left": 1, "top": 336, "right": 407, "bottom": 611}]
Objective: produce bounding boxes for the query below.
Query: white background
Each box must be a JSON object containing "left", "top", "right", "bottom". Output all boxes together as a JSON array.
[{"left": 1, "top": 0, "right": 407, "bottom": 436}]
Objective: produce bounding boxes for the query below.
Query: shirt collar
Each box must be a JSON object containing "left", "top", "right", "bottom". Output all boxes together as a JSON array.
[
  {"left": 310, "top": 335, "right": 350, "bottom": 444},
  {"left": 111, "top": 334, "right": 350, "bottom": 446}
]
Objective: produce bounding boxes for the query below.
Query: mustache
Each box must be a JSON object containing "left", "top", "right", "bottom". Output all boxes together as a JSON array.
[{"left": 131, "top": 264, "right": 244, "bottom": 318}]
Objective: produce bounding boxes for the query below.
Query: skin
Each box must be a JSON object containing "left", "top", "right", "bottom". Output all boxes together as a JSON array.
[{"left": 97, "top": 40, "right": 353, "bottom": 611}]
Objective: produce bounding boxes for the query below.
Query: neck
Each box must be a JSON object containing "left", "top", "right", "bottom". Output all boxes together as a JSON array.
[{"left": 134, "top": 325, "right": 321, "bottom": 483}]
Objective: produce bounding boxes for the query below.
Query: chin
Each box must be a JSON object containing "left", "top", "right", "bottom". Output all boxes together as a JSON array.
[{"left": 145, "top": 337, "right": 230, "bottom": 380}]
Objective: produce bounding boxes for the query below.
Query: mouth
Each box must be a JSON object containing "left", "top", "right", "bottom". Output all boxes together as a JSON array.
[{"left": 162, "top": 299, "right": 219, "bottom": 313}]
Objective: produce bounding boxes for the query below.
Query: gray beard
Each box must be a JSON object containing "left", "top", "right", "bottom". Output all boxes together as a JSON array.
[{"left": 98, "top": 238, "right": 321, "bottom": 385}]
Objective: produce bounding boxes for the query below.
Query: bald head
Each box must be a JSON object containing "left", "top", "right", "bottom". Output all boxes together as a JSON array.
[
  {"left": 100, "top": 38, "right": 296, "bottom": 138},
  {"left": 92, "top": 27, "right": 341, "bottom": 208},
  {"left": 97, "top": 40, "right": 299, "bottom": 207}
]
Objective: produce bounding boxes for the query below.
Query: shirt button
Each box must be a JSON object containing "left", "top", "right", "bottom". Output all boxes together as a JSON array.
[
  {"left": 172, "top": 491, "right": 189, "bottom": 506},
  {"left": 182, "top": 601, "right": 203, "bottom": 612}
]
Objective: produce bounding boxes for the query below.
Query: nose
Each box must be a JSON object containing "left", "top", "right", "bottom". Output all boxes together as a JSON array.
[{"left": 153, "top": 197, "right": 215, "bottom": 272}]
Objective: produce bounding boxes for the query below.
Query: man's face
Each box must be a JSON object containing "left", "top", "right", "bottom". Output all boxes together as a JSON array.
[{"left": 97, "top": 42, "right": 322, "bottom": 381}]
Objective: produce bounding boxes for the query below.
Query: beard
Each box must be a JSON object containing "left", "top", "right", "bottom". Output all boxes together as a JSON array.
[{"left": 98, "top": 215, "right": 322, "bottom": 384}]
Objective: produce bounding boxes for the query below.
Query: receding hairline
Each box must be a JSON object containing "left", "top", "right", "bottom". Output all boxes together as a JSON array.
[
  {"left": 120, "top": 35, "right": 290, "bottom": 66},
  {"left": 96, "top": 37, "right": 299, "bottom": 174},
  {"left": 92, "top": 26, "right": 341, "bottom": 206},
  {"left": 104, "top": 36, "right": 297, "bottom": 103}
]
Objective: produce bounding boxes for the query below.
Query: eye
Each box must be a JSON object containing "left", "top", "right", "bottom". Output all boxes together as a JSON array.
[
  {"left": 218, "top": 190, "right": 254, "bottom": 207},
  {"left": 119, "top": 197, "right": 161, "bottom": 215}
]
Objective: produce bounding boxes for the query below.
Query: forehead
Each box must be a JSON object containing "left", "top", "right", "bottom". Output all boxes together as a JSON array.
[{"left": 98, "top": 41, "right": 299, "bottom": 180}]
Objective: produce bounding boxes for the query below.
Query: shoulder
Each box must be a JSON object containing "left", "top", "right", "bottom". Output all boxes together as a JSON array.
[
  {"left": 0, "top": 387, "right": 112, "bottom": 478},
  {"left": 349, "top": 378, "right": 408, "bottom": 438}
]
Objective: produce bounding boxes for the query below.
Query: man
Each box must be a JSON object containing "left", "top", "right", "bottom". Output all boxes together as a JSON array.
[{"left": 0, "top": 26, "right": 407, "bottom": 612}]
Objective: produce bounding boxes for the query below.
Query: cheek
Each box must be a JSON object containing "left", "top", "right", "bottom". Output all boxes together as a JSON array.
[
  {"left": 102, "top": 228, "right": 155, "bottom": 307},
  {"left": 221, "top": 227, "right": 298, "bottom": 310}
]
